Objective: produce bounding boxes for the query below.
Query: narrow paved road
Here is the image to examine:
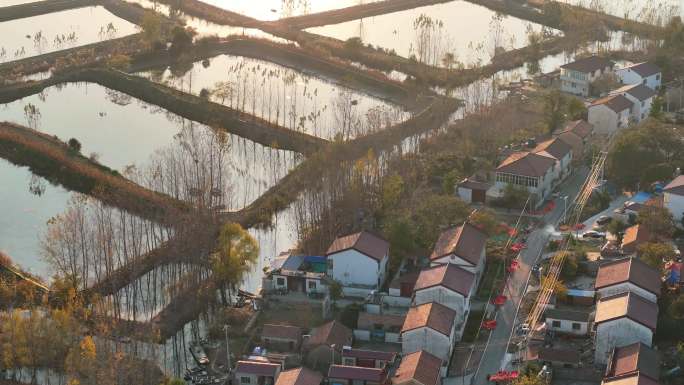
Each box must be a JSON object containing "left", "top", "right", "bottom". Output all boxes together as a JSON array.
[{"left": 471, "top": 168, "right": 589, "bottom": 385}]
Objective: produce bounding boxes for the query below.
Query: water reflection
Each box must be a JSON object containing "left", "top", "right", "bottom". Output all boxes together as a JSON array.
[{"left": 199, "top": 0, "right": 379, "bottom": 21}]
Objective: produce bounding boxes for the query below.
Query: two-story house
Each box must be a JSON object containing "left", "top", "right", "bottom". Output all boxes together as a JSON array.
[
  {"left": 326, "top": 231, "right": 390, "bottom": 296},
  {"left": 664, "top": 175, "right": 684, "bottom": 226},
  {"left": 610, "top": 84, "right": 657, "bottom": 122},
  {"left": 429, "top": 223, "right": 487, "bottom": 286},
  {"left": 595, "top": 257, "right": 661, "bottom": 303},
  {"left": 328, "top": 365, "right": 388, "bottom": 385},
  {"left": 594, "top": 292, "right": 658, "bottom": 364},
  {"left": 413, "top": 263, "right": 476, "bottom": 328},
  {"left": 616, "top": 62, "right": 662, "bottom": 90},
  {"left": 553, "top": 120, "right": 594, "bottom": 164},
  {"left": 588, "top": 94, "right": 633, "bottom": 134},
  {"left": 392, "top": 351, "right": 442, "bottom": 385},
  {"left": 545, "top": 308, "right": 591, "bottom": 336},
  {"left": 492, "top": 151, "right": 556, "bottom": 207},
  {"left": 621, "top": 225, "right": 653, "bottom": 256},
  {"left": 304, "top": 320, "right": 353, "bottom": 368},
  {"left": 341, "top": 348, "right": 396, "bottom": 369},
  {"left": 560, "top": 56, "right": 614, "bottom": 96},
  {"left": 400, "top": 302, "right": 457, "bottom": 373},
  {"left": 276, "top": 367, "right": 323, "bottom": 385},
  {"left": 602, "top": 343, "right": 659, "bottom": 385},
  {"left": 532, "top": 137, "right": 573, "bottom": 183},
  {"left": 234, "top": 361, "right": 282, "bottom": 385}
]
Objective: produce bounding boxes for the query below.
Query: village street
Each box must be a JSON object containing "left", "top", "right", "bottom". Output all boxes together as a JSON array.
[{"left": 467, "top": 167, "right": 590, "bottom": 385}]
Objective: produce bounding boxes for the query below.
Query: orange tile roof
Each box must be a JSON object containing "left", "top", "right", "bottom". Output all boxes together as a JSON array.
[
  {"left": 392, "top": 350, "right": 442, "bottom": 385},
  {"left": 401, "top": 302, "right": 457, "bottom": 337},
  {"left": 595, "top": 257, "right": 661, "bottom": 296},
  {"left": 595, "top": 292, "right": 658, "bottom": 330}
]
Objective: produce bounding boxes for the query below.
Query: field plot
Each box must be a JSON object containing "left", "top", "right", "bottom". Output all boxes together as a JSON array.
[
  {"left": 0, "top": 6, "right": 138, "bottom": 63},
  {"left": 138, "top": 54, "right": 409, "bottom": 140},
  {"left": 307, "top": 0, "right": 561, "bottom": 68}
]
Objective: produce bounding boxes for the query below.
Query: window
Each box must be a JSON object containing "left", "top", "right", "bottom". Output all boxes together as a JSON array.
[
  {"left": 308, "top": 281, "right": 317, "bottom": 290},
  {"left": 276, "top": 277, "right": 285, "bottom": 286},
  {"left": 343, "top": 358, "right": 355, "bottom": 366},
  {"left": 241, "top": 377, "right": 251, "bottom": 384},
  {"left": 496, "top": 172, "right": 539, "bottom": 188},
  {"left": 656, "top": 74, "right": 660, "bottom": 80},
  {"left": 643, "top": 79, "right": 647, "bottom": 85},
  {"left": 552, "top": 320, "right": 561, "bottom": 328},
  {"left": 327, "top": 259, "right": 333, "bottom": 270},
  {"left": 572, "top": 323, "right": 581, "bottom": 330},
  {"left": 641, "top": 101, "right": 645, "bottom": 107}
]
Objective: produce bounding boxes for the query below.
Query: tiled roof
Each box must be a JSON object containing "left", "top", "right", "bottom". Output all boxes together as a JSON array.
[
  {"left": 559, "top": 120, "right": 593, "bottom": 138},
  {"left": 401, "top": 302, "right": 457, "bottom": 337},
  {"left": 621, "top": 225, "right": 652, "bottom": 253},
  {"left": 561, "top": 55, "right": 614, "bottom": 73},
  {"left": 602, "top": 373, "right": 659, "bottom": 385},
  {"left": 276, "top": 367, "right": 323, "bottom": 385},
  {"left": 545, "top": 308, "right": 590, "bottom": 322},
  {"left": 664, "top": 175, "right": 684, "bottom": 196},
  {"left": 342, "top": 348, "right": 397, "bottom": 362},
  {"left": 458, "top": 178, "right": 492, "bottom": 190},
  {"left": 612, "top": 84, "right": 657, "bottom": 102},
  {"left": 606, "top": 342, "right": 659, "bottom": 380},
  {"left": 235, "top": 361, "right": 281, "bottom": 377},
  {"left": 595, "top": 257, "right": 661, "bottom": 296},
  {"left": 392, "top": 350, "right": 442, "bottom": 385},
  {"left": 305, "top": 320, "right": 352, "bottom": 348},
  {"left": 328, "top": 365, "right": 386, "bottom": 382},
  {"left": 496, "top": 151, "right": 556, "bottom": 177},
  {"left": 533, "top": 137, "right": 572, "bottom": 161},
  {"left": 595, "top": 292, "right": 658, "bottom": 330},
  {"left": 591, "top": 94, "right": 633, "bottom": 113},
  {"left": 620, "top": 62, "right": 661, "bottom": 78},
  {"left": 538, "top": 348, "right": 580, "bottom": 364},
  {"left": 556, "top": 131, "right": 583, "bottom": 153},
  {"left": 262, "top": 324, "right": 302, "bottom": 341},
  {"left": 429, "top": 223, "right": 487, "bottom": 265},
  {"left": 413, "top": 263, "right": 476, "bottom": 297},
  {"left": 326, "top": 231, "right": 389, "bottom": 262},
  {"left": 357, "top": 312, "right": 405, "bottom": 330}
]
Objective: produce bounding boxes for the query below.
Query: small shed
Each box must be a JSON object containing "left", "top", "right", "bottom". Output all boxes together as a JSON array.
[
  {"left": 457, "top": 178, "right": 491, "bottom": 204},
  {"left": 545, "top": 308, "right": 591, "bottom": 336}
]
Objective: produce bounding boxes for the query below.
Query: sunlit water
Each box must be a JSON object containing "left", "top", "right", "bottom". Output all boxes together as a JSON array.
[
  {"left": 198, "top": 0, "right": 379, "bottom": 21},
  {"left": 0, "top": 6, "right": 138, "bottom": 64},
  {"left": 137, "top": 54, "right": 409, "bottom": 140},
  {"left": 307, "top": 0, "right": 561, "bottom": 68}
]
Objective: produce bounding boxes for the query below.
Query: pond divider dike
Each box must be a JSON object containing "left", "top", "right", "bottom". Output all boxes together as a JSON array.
[{"left": 0, "top": 0, "right": 96, "bottom": 22}]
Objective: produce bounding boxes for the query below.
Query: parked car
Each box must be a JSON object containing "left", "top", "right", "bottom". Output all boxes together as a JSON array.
[{"left": 582, "top": 230, "right": 606, "bottom": 239}]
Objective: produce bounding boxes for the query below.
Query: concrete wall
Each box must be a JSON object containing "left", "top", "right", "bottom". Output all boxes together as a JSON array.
[
  {"left": 545, "top": 317, "right": 589, "bottom": 336},
  {"left": 617, "top": 68, "right": 661, "bottom": 90},
  {"left": 589, "top": 105, "right": 629, "bottom": 134},
  {"left": 401, "top": 327, "right": 453, "bottom": 364},
  {"left": 458, "top": 187, "right": 473, "bottom": 204},
  {"left": 595, "top": 318, "right": 653, "bottom": 364},
  {"left": 597, "top": 282, "right": 657, "bottom": 303},
  {"left": 665, "top": 192, "right": 684, "bottom": 226},
  {"left": 329, "top": 249, "right": 382, "bottom": 288}
]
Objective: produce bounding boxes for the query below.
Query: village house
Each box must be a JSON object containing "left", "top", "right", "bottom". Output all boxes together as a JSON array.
[
  {"left": 387, "top": 271, "right": 420, "bottom": 306},
  {"left": 413, "top": 263, "right": 476, "bottom": 327},
  {"left": 261, "top": 324, "right": 303, "bottom": 352},
  {"left": 341, "top": 348, "right": 396, "bottom": 368},
  {"left": 326, "top": 231, "right": 390, "bottom": 296},
  {"left": 616, "top": 62, "right": 662, "bottom": 90},
  {"left": 391, "top": 350, "right": 442, "bottom": 385},
  {"left": 354, "top": 312, "right": 405, "bottom": 343},
  {"left": 594, "top": 257, "right": 661, "bottom": 303},
  {"left": 594, "top": 292, "right": 658, "bottom": 364},
  {"left": 492, "top": 151, "right": 556, "bottom": 207},
  {"left": 304, "top": 320, "right": 353, "bottom": 368},
  {"left": 532, "top": 137, "right": 573, "bottom": 182},
  {"left": 664, "top": 175, "right": 684, "bottom": 226},
  {"left": 560, "top": 55, "right": 615, "bottom": 96},
  {"left": 327, "top": 365, "right": 389, "bottom": 385},
  {"left": 536, "top": 348, "right": 581, "bottom": 369},
  {"left": 553, "top": 120, "right": 594, "bottom": 164},
  {"left": 602, "top": 343, "right": 660, "bottom": 385},
  {"left": 400, "top": 302, "right": 457, "bottom": 372},
  {"left": 588, "top": 94, "right": 633, "bottom": 134},
  {"left": 275, "top": 367, "right": 323, "bottom": 385},
  {"left": 270, "top": 252, "right": 328, "bottom": 295},
  {"left": 234, "top": 360, "right": 282, "bottom": 385},
  {"left": 609, "top": 84, "right": 657, "bottom": 122},
  {"left": 620, "top": 225, "right": 653, "bottom": 256},
  {"left": 429, "top": 223, "right": 487, "bottom": 285},
  {"left": 544, "top": 308, "right": 591, "bottom": 336},
  {"left": 457, "top": 178, "right": 492, "bottom": 205}
]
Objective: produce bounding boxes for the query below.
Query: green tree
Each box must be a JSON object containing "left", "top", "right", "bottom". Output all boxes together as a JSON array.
[
  {"left": 211, "top": 223, "right": 259, "bottom": 306},
  {"left": 140, "top": 12, "right": 162, "bottom": 46},
  {"left": 328, "top": 280, "right": 343, "bottom": 303},
  {"left": 566, "top": 96, "right": 587, "bottom": 120},
  {"left": 498, "top": 184, "right": 529, "bottom": 209},
  {"left": 344, "top": 37, "right": 363, "bottom": 51},
  {"left": 638, "top": 207, "right": 676, "bottom": 240},
  {"left": 637, "top": 242, "right": 674, "bottom": 271},
  {"left": 668, "top": 295, "right": 684, "bottom": 319},
  {"left": 606, "top": 219, "right": 627, "bottom": 244},
  {"left": 560, "top": 252, "right": 578, "bottom": 281},
  {"left": 382, "top": 174, "right": 404, "bottom": 209},
  {"left": 67, "top": 138, "right": 82, "bottom": 153},
  {"left": 650, "top": 96, "right": 664, "bottom": 119},
  {"left": 169, "top": 26, "right": 194, "bottom": 55},
  {"left": 543, "top": 89, "right": 565, "bottom": 133},
  {"left": 514, "top": 373, "right": 547, "bottom": 385},
  {"left": 384, "top": 217, "right": 415, "bottom": 272}
]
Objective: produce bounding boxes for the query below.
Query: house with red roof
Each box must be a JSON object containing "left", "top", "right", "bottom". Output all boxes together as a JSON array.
[
  {"left": 276, "top": 367, "right": 323, "bottom": 385},
  {"left": 413, "top": 263, "right": 476, "bottom": 327},
  {"left": 328, "top": 365, "right": 389, "bottom": 385},
  {"left": 400, "top": 302, "right": 457, "bottom": 371},
  {"left": 492, "top": 151, "right": 557, "bottom": 208},
  {"left": 664, "top": 175, "right": 684, "bottom": 226},
  {"left": 304, "top": 320, "right": 353, "bottom": 368},
  {"left": 326, "top": 231, "right": 390, "bottom": 295},
  {"left": 594, "top": 292, "right": 658, "bottom": 364},
  {"left": 341, "top": 348, "right": 396, "bottom": 369},
  {"left": 616, "top": 62, "right": 662, "bottom": 91},
  {"left": 429, "top": 223, "right": 487, "bottom": 285},
  {"left": 234, "top": 360, "right": 282, "bottom": 385},
  {"left": 595, "top": 257, "right": 661, "bottom": 303},
  {"left": 391, "top": 350, "right": 442, "bottom": 385},
  {"left": 602, "top": 343, "right": 660, "bottom": 385}
]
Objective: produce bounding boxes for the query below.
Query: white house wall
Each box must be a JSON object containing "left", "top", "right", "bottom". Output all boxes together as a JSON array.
[
  {"left": 597, "top": 283, "right": 657, "bottom": 303},
  {"left": 545, "top": 318, "right": 589, "bottom": 336},
  {"left": 594, "top": 318, "right": 653, "bottom": 364},
  {"left": 414, "top": 287, "right": 468, "bottom": 325},
  {"left": 589, "top": 105, "right": 630, "bottom": 135},
  {"left": 401, "top": 328, "right": 452, "bottom": 364},
  {"left": 664, "top": 193, "right": 684, "bottom": 227},
  {"left": 617, "top": 69, "right": 661, "bottom": 90},
  {"left": 329, "top": 249, "right": 383, "bottom": 288}
]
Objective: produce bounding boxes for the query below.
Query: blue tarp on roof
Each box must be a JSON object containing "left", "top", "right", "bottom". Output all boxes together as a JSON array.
[
  {"left": 304, "top": 256, "right": 326, "bottom": 264},
  {"left": 566, "top": 289, "right": 595, "bottom": 297},
  {"left": 631, "top": 191, "right": 652, "bottom": 204},
  {"left": 281, "top": 255, "right": 305, "bottom": 271}
]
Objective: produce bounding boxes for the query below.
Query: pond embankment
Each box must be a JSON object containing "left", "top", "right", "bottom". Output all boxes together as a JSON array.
[{"left": 0, "top": 0, "right": 95, "bottom": 22}]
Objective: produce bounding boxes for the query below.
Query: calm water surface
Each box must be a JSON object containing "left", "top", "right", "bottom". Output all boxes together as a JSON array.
[
  {"left": 558, "top": 0, "right": 681, "bottom": 25},
  {"left": 0, "top": 6, "right": 138, "bottom": 63},
  {"left": 199, "top": 0, "right": 379, "bottom": 21}
]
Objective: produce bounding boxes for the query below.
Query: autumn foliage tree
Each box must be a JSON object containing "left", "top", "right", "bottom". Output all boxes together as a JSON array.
[{"left": 211, "top": 223, "right": 259, "bottom": 305}]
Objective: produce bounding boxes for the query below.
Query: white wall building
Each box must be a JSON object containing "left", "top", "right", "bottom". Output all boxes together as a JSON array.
[
  {"left": 594, "top": 292, "right": 658, "bottom": 364},
  {"left": 413, "top": 263, "right": 476, "bottom": 327},
  {"left": 610, "top": 84, "right": 657, "bottom": 123},
  {"left": 429, "top": 223, "right": 487, "bottom": 286},
  {"left": 616, "top": 62, "right": 662, "bottom": 90},
  {"left": 401, "top": 302, "right": 456, "bottom": 373},
  {"left": 595, "top": 257, "right": 661, "bottom": 303},
  {"left": 545, "top": 308, "right": 591, "bottom": 336},
  {"left": 490, "top": 151, "right": 556, "bottom": 207},
  {"left": 588, "top": 94, "right": 633, "bottom": 134},
  {"left": 326, "top": 231, "right": 390, "bottom": 293},
  {"left": 560, "top": 56, "right": 614, "bottom": 96},
  {"left": 533, "top": 137, "right": 573, "bottom": 183},
  {"left": 664, "top": 175, "right": 684, "bottom": 226}
]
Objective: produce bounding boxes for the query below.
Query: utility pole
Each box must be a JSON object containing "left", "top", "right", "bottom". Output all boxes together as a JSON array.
[
  {"left": 224, "top": 324, "right": 231, "bottom": 374},
  {"left": 331, "top": 344, "right": 336, "bottom": 366}
]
